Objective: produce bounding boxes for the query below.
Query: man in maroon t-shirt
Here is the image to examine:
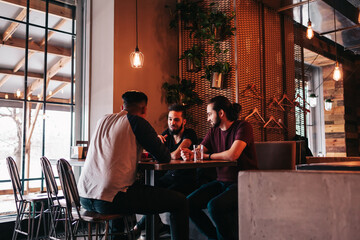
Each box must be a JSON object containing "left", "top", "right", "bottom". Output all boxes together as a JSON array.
[{"left": 181, "top": 96, "right": 258, "bottom": 240}]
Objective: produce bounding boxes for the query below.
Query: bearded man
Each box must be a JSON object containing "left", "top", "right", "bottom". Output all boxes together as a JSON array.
[{"left": 133, "top": 104, "right": 197, "bottom": 237}]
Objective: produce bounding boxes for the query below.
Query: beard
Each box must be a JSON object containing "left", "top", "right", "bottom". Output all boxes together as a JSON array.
[
  {"left": 212, "top": 113, "right": 221, "bottom": 128},
  {"left": 169, "top": 123, "right": 184, "bottom": 135}
]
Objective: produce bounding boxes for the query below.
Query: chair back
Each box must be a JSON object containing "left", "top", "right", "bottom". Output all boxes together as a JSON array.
[
  {"left": 57, "top": 158, "right": 81, "bottom": 216},
  {"left": 6, "top": 156, "right": 24, "bottom": 202},
  {"left": 255, "top": 141, "right": 296, "bottom": 170},
  {"left": 40, "top": 157, "right": 61, "bottom": 203}
]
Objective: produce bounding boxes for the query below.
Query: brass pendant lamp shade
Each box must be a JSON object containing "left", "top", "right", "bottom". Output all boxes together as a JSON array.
[{"left": 130, "top": 0, "right": 144, "bottom": 68}]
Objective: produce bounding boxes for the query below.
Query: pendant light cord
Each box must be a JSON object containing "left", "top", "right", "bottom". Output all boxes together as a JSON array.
[
  {"left": 308, "top": 0, "right": 310, "bottom": 21},
  {"left": 135, "top": 0, "right": 139, "bottom": 50},
  {"left": 333, "top": 3, "right": 337, "bottom": 63}
]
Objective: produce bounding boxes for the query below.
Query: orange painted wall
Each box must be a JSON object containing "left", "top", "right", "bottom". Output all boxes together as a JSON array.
[{"left": 114, "top": 0, "right": 178, "bottom": 133}]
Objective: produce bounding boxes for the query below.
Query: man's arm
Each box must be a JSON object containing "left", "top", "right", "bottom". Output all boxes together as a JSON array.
[
  {"left": 127, "top": 114, "right": 171, "bottom": 163},
  {"left": 171, "top": 139, "right": 192, "bottom": 159},
  {"left": 203, "top": 140, "right": 247, "bottom": 162}
]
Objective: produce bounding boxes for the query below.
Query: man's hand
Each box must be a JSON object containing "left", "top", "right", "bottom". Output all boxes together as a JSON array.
[
  {"left": 157, "top": 134, "right": 167, "bottom": 144},
  {"left": 180, "top": 147, "right": 193, "bottom": 161}
]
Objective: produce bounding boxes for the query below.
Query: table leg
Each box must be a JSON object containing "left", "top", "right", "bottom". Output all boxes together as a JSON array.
[{"left": 145, "top": 169, "right": 155, "bottom": 240}]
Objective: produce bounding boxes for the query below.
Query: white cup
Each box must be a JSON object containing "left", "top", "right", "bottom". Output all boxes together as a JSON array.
[{"left": 193, "top": 145, "right": 204, "bottom": 162}]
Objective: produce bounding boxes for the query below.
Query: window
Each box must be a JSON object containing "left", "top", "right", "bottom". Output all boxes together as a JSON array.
[{"left": 0, "top": 0, "right": 85, "bottom": 216}]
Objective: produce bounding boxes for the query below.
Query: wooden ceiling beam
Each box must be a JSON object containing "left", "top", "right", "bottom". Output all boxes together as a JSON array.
[
  {"left": 2, "top": 8, "right": 27, "bottom": 42},
  {"left": 0, "top": 75, "right": 11, "bottom": 88},
  {"left": 0, "top": 68, "right": 72, "bottom": 82},
  {"left": 2, "top": 36, "right": 72, "bottom": 57},
  {"left": 0, "top": 0, "right": 73, "bottom": 20}
]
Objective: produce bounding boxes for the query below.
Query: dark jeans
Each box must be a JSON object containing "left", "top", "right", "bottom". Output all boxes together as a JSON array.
[
  {"left": 137, "top": 171, "right": 196, "bottom": 232},
  {"left": 187, "top": 180, "right": 238, "bottom": 240},
  {"left": 80, "top": 182, "right": 189, "bottom": 240}
]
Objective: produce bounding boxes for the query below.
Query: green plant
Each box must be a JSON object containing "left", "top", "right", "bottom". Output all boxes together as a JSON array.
[
  {"left": 202, "top": 61, "right": 230, "bottom": 81},
  {"left": 162, "top": 76, "right": 202, "bottom": 107},
  {"left": 208, "top": 11, "right": 236, "bottom": 42},
  {"left": 179, "top": 45, "right": 206, "bottom": 70}
]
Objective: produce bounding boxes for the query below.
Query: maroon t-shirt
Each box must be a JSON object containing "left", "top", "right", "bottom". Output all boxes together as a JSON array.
[{"left": 201, "top": 120, "right": 258, "bottom": 182}]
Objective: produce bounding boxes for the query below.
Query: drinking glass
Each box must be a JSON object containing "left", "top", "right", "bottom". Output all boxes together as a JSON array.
[{"left": 193, "top": 145, "right": 204, "bottom": 162}]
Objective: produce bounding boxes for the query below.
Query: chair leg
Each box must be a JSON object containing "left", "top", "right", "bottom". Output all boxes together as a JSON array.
[
  {"left": 104, "top": 221, "right": 109, "bottom": 240},
  {"left": 35, "top": 201, "right": 45, "bottom": 239},
  {"left": 88, "top": 222, "right": 91, "bottom": 240}
]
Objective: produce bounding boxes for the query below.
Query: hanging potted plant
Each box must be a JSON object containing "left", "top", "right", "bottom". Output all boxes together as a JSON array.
[
  {"left": 203, "top": 61, "right": 230, "bottom": 89},
  {"left": 162, "top": 76, "right": 203, "bottom": 107},
  {"left": 179, "top": 45, "right": 206, "bottom": 72},
  {"left": 208, "top": 11, "right": 235, "bottom": 42}
]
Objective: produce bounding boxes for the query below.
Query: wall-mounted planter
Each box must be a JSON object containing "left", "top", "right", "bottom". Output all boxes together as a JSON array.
[
  {"left": 211, "top": 72, "right": 224, "bottom": 89},
  {"left": 187, "top": 58, "right": 201, "bottom": 72}
]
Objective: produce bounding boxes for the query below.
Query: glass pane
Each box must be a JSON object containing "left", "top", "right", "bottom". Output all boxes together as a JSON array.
[
  {"left": 48, "top": 1, "right": 75, "bottom": 34},
  {"left": 47, "top": 29, "right": 74, "bottom": 103},
  {"left": 0, "top": 19, "right": 26, "bottom": 100},
  {"left": 0, "top": 100, "right": 24, "bottom": 169},
  {"left": 45, "top": 104, "right": 72, "bottom": 160},
  {"left": 27, "top": 103, "right": 44, "bottom": 180},
  {"left": 29, "top": 0, "right": 46, "bottom": 27},
  {"left": 0, "top": 1, "right": 26, "bottom": 21},
  {"left": 0, "top": 100, "right": 24, "bottom": 215}
]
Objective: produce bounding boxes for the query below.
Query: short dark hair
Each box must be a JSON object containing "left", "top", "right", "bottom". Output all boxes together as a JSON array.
[
  {"left": 209, "top": 96, "right": 241, "bottom": 121},
  {"left": 122, "top": 91, "right": 148, "bottom": 112},
  {"left": 168, "top": 104, "right": 186, "bottom": 119}
]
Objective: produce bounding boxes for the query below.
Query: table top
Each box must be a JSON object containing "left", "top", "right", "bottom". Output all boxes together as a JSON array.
[
  {"left": 296, "top": 161, "right": 360, "bottom": 171},
  {"left": 49, "top": 158, "right": 85, "bottom": 167},
  {"left": 138, "top": 159, "right": 237, "bottom": 170}
]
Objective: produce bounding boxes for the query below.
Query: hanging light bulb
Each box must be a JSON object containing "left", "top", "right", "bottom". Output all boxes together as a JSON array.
[
  {"left": 130, "top": 0, "right": 144, "bottom": 68},
  {"left": 333, "top": 62, "right": 341, "bottom": 81},
  {"left": 306, "top": 0, "right": 314, "bottom": 39},
  {"left": 309, "top": 93, "right": 317, "bottom": 107},
  {"left": 130, "top": 48, "right": 144, "bottom": 68},
  {"left": 332, "top": 4, "right": 342, "bottom": 81},
  {"left": 306, "top": 20, "right": 314, "bottom": 39},
  {"left": 5, "top": 94, "right": 8, "bottom": 99},
  {"left": 324, "top": 99, "right": 333, "bottom": 111}
]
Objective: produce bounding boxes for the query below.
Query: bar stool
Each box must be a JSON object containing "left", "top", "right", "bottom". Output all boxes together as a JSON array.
[
  {"left": 56, "top": 158, "right": 134, "bottom": 239},
  {"left": 40, "top": 156, "right": 66, "bottom": 240},
  {"left": 6, "top": 156, "right": 49, "bottom": 240}
]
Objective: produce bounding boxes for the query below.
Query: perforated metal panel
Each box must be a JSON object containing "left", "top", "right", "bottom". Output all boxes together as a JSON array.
[{"left": 236, "top": 0, "right": 263, "bottom": 142}]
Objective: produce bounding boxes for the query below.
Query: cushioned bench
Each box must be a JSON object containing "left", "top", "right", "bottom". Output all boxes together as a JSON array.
[
  {"left": 255, "top": 141, "right": 297, "bottom": 170},
  {"left": 238, "top": 171, "right": 360, "bottom": 239}
]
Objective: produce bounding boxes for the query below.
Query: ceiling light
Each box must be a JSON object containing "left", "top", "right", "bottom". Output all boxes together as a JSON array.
[{"left": 130, "top": 0, "right": 144, "bottom": 68}]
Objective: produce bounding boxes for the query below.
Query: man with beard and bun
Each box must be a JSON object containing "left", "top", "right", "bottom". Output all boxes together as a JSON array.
[
  {"left": 181, "top": 96, "right": 258, "bottom": 240},
  {"left": 133, "top": 104, "right": 197, "bottom": 238}
]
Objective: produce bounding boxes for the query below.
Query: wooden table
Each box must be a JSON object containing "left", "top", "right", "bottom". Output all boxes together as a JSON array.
[
  {"left": 137, "top": 159, "right": 237, "bottom": 240},
  {"left": 296, "top": 161, "right": 360, "bottom": 171}
]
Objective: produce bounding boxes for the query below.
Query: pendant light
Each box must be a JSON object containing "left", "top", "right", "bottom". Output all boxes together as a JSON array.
[
  {"left": 324, "top": 99, "right": 333, "bottom": 111},
  {"left": 309, "top": 93, "right": 317, "bottom": 107},
  {"left": 130, "top": 0, "right": 144, "bottom": 68},
  {"left": 306, "top": 0, "right": 314, "bottom": 39},
  {"left": 332, "top": 4, "right": 341, "bottom": 81}
]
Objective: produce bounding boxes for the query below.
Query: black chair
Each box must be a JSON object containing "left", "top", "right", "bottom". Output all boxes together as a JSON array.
[
  {"left": 56, "top": 158, "right": 134, "bottom": 239},
  {"left": 40, "top": 156, "right": 66, "bottom": 240},
  {"left": 6, "top": 156, "right": 48, "bottom": 240}
]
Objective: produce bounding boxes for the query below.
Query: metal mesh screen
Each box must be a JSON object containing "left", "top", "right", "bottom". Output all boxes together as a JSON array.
[
  {"left": 236, "top": 0, "right": 263, "bottom": 142},
  {"left": 182, "top": 0, "right": 236, "bottom": 138}
]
